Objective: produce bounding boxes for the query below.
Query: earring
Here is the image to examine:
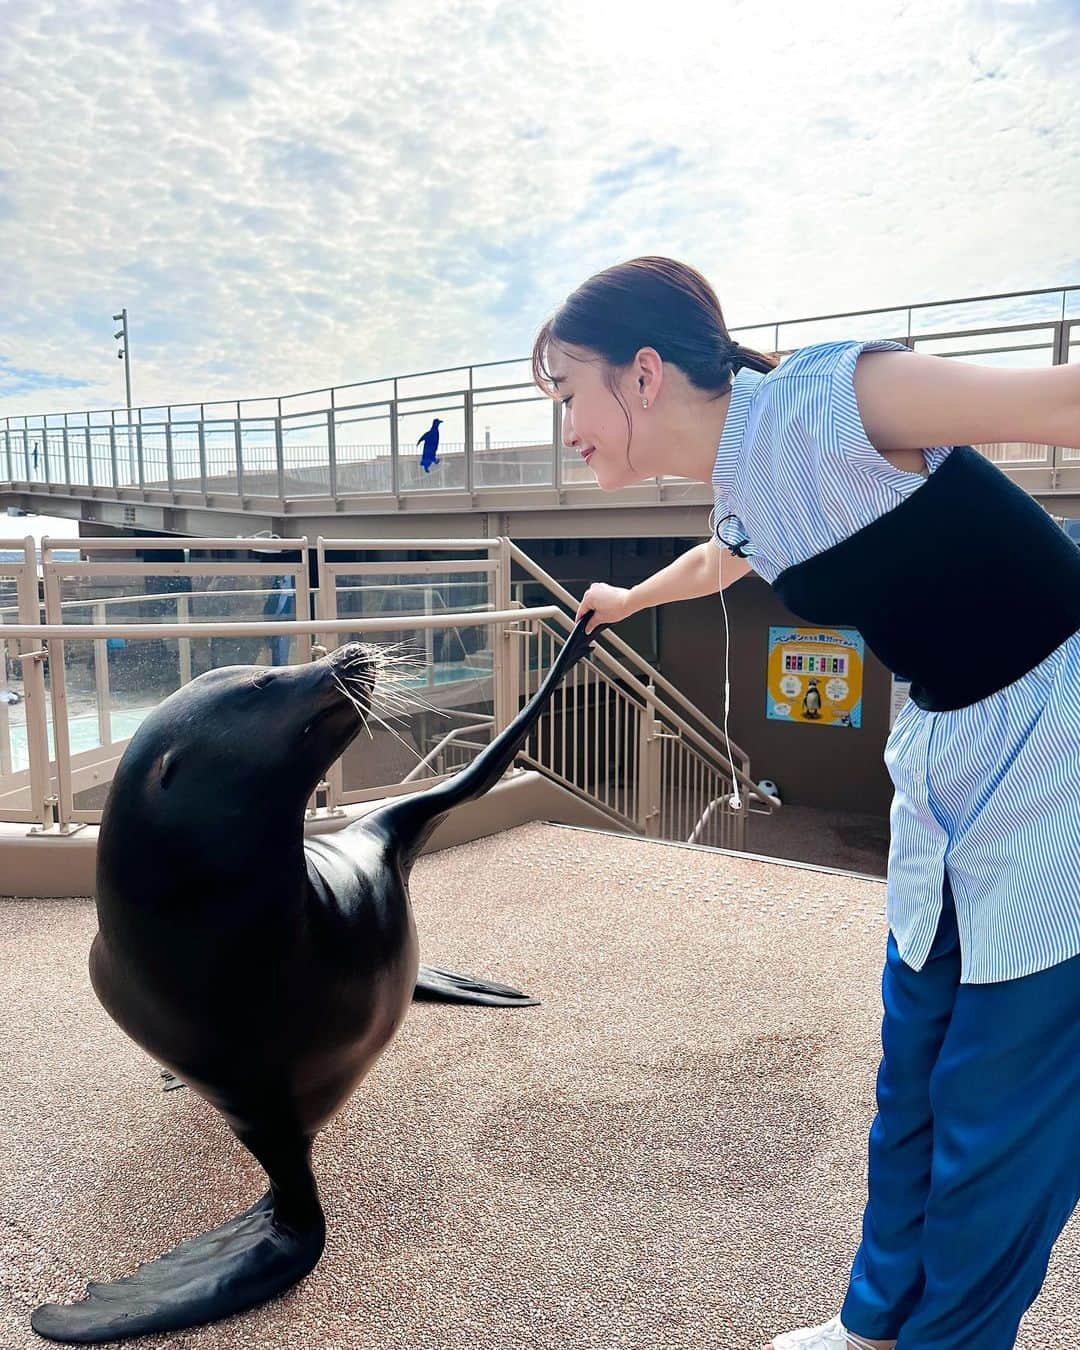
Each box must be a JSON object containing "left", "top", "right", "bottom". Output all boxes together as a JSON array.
[{"left": 641, "top": 398, "right": 649, "bottom": 409}]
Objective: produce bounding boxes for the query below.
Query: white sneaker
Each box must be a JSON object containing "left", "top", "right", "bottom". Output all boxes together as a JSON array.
[{"left": 765, "top": 1313, "right": 852, "bottom": 1349}]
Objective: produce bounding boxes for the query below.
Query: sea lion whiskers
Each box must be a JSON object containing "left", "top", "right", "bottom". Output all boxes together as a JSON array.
[
  {"left": 331, "top": 645, "right": 444, "bottom": 725},
  {"left": 375, "top": 680, "right": 451, "bottom": 720},
  {"left": 327, "top": 667, "right": 422, "bottom": 762}
]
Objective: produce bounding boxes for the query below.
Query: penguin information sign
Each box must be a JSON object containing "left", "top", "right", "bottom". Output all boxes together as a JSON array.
[{"left": 766, "top": 627, "right": 865, "bottom": 728}]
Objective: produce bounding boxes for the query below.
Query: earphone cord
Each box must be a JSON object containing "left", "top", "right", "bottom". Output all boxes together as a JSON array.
[{"left": 718, "top": 549, "right": 742, "bottom": 811}]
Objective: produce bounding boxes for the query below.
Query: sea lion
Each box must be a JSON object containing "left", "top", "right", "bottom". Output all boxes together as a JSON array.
[{"left": 31, "top": 615, "right": 602, "bottom": 1344}]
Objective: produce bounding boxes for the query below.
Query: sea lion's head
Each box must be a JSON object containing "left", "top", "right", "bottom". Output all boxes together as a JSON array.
[{"left": 105, "top": 643, "right": 379, "bottom": 840}]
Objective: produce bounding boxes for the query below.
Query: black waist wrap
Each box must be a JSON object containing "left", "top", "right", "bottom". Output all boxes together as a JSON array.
[{"left": 771, "top": 446, "right": 1080, "bottom": 711}]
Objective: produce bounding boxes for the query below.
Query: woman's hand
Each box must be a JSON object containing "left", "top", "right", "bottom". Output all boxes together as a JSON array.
[{"left": 575, "top": 582, "right": 634, "bottom": 634}]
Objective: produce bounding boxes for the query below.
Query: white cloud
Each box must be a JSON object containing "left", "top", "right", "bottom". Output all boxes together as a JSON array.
[{"left": 1, "top": 0, "right": 1077, "bottom": 419}]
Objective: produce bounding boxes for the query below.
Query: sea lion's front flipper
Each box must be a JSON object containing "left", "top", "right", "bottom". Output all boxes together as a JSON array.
[
  {"left": 413, "top": 962, "right": 540, "bottom": 1007},
  {"left": 369, "top": 613, "right": 607, "bottom": 871}
]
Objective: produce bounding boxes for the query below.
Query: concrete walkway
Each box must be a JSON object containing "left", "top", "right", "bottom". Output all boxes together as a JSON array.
[
  {"left": 747, "top": 804, "right": 890, "bottom": 878},
  {"left": 0, "top": 823, "right": 1074, "bottom": 1349}
]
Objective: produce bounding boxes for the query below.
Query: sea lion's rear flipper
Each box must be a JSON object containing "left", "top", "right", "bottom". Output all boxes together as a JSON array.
[
  {"left": 413, "top": 962, "right": 540, "bottom": 1007},
  {"left": 31, "top": 1134, "right": 325, "bottom": 1344},
  {"left": 30, "top": 1194, "right": 325, "bottom": 1343}
]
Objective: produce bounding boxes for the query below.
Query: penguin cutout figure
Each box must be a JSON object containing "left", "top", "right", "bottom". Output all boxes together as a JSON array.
[
  {"left": 802, "top": 679, "right": 822, "bottom": 719},
  {"left": 418, "top": 419, "right": 443, "bottom": 473}
]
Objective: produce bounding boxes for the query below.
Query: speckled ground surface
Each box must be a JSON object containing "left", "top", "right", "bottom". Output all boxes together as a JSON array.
[
  {"left": 0, "top": 823, "right": 1074, "bottom": 1349},
  {"left": 747, "top": 804, "right": 890, "bottom": 878}
]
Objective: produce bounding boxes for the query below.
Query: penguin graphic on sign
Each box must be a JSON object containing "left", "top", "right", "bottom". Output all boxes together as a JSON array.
[{"left": 802, "top": 680, "right": 822, "bottom": 719}]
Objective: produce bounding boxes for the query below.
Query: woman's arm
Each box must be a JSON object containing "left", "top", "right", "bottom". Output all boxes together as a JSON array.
[
  {"left": 575, "top": 541, "right": 751, "bottom": 632},
  {"left": 853, "top": 351, "right": 1080, "bottom": 452},
  {"left": 628, "top": 540, "right": 751, "bottom": 611}
]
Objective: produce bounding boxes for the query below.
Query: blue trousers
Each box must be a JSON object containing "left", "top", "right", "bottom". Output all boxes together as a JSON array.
[{"left": 841, "top": 878, "right": 1080, "bottom": 1348}]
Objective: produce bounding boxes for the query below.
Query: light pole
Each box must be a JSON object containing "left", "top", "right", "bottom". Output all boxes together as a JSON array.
[{"left": 113, "top": 308, "right": 135, "bottom": 484}]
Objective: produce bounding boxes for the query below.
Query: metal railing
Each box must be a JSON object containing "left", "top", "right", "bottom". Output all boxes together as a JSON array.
[
  {"left": 3, "top": 285, "right": 1077, "bottom": 506},
  {"left": 0, "top": 536, "right": 769, "bottom": 847}
]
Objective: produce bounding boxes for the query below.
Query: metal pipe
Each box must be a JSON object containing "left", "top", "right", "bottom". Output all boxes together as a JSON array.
[
  {"left": 0, "top": 605, "right": 562, "bottom": 641},
  {"left": 40, "top": 536, "right": 309, "bottom": 551},
  {"left": 401, "top": 720, "right": 494, "bottom": 782}
]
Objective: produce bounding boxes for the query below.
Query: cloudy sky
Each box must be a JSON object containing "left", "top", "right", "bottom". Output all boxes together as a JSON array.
[{"left": 1, "top": 0, "right": 1078, "bottom": 419}]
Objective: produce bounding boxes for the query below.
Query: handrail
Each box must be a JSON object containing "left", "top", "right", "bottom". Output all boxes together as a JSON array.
[
  {"left": 0, "top": 605, "right": 560, "bottom": 641},
  {"left": 319, "top": 538, "right": 499, "bottom": 551},
  {"left": 401, "top": 720, "right": 495, "bottom": 782},
  {"left": 3, "top": 284, "right": 1074, "bottom": 426},
  {"left": 542, "top": 610, "right": 771, "bottom": 809},
  {"left": 508, "top": 540, "right": 749, "bottom": 776},
  {"left": 39, "top": 537, "right": 309, "bottom": 552},
  {"left": 0, "top": 580, "right": 493, "bottom": 619},
  {"left": 688, "top": 787, "right": 776, "bottom": 843}
]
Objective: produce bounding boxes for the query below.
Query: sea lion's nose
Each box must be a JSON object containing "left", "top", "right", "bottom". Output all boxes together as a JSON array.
[{"left": 324, "top": 641, "right": 370, "bottom": 668}]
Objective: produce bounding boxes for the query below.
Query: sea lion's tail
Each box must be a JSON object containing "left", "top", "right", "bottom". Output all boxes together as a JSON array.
[
  {"left": 31, "top": 1131, "right": 325, "bottom": 1344},
  {"left": 368, "top": 613, "right": 604, "bottom": 871}
]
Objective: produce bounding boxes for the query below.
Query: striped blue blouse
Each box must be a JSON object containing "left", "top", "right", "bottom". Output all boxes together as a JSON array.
[{"left": 710, "top": 338, "right": 1079, "bottom": 985}]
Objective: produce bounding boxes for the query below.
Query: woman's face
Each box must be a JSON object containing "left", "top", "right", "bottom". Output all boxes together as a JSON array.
[{"left": 545, "top": 343, "right": 658, "bottom": 490}]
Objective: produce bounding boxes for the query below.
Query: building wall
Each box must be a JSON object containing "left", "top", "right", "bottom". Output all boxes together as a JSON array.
[{"left": 660, "top": 573, "right": 896, "bottom": 814}]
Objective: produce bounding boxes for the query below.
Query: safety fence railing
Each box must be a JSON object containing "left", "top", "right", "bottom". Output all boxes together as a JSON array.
[
  {"left": 3, "top": 286, "right": 1077, "bottom": 507},
  {"left": 0, "top": 536, "right": 768, "bottom": 847}
]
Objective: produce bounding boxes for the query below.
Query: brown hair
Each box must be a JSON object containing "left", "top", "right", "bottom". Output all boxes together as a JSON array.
[
  {"left": 531, "top": 257, "right": 777, "bottom": 469},
  {"left": 531, "top": 255, "right": 777, "bottom": 397}
]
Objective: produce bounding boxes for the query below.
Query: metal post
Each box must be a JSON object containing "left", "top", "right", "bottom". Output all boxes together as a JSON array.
[
  {"left": 234, "top": 419, "right": 244, "bottom": 500},
  {"left": 135, "top": 421, "right": 145, "bottom": 490},
  {"left": 327, "top": 409, "right": 338, "bottom": 500},
  {"left": 109, "top": 420, "right": 119, "bottom": 491},
  {"left": 93, "top": 603, "right": 111, "bottom": 747},
  {"left": 197, "top": 416, "right": 208, "bottom": 496},
  {"left": 274, "top": 414, "right": 285, "bottom": 502},
  {"left": 21, "top": 645, "right": 55, "bottom": 832},
  {"left": 165, "top": 419, "right": 175, "bottom": 495},
  {"left": 637, "top": 685, "right": 661, "bottom": 837},
  {"left": 424, "top": 585, "right": 435, "bottom": 674},
  {"left": 1049, "top": 319, "right": 1070, "bottom": 490},
  {"left": 494, "top": 537, "right": 514, "bottom": 732},
  {"left": 177, "top": 594, "right": 193, "bottom": 686},
  {"left": 1052, "top": 318, "right": 1069, "bottom": 367},
  {"left": 85, "top": 426, "right": 94, "bottom": 488},
  {"left": 315, "top": 539, "right": 345, "bottom": 813},
  {"left": 40, "top": 563, "right": 77, "bottom": 833},
  {"left": 0, "top": 685, "right": 9, "bottom": 777},
  {"left": 294, "top": 544, "right": 312, "bottom": 665},
  {"left": 121, "top": 308, "right": 132, "bottom": 418},
  {"left": 113, "top": 308, "right": 136, "bottom": 482},
  {"left": 465, "top": 371, "right": 475, "bottom": 496},
  {"left": 61, "top": 421, "right": 71, "bottom": 486},
  {"left": 389, "top": 393, "right": 400, "bottom": 499}
]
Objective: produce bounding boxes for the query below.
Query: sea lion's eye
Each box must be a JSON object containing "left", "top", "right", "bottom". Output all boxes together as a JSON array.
[{"left": 159, "top": 751, "right": 181, "bottom": 790}]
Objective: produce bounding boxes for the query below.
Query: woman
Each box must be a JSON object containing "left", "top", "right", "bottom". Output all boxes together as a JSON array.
[{"left": 531, "top": 257, "right": 1080, "bottom": 1350}]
